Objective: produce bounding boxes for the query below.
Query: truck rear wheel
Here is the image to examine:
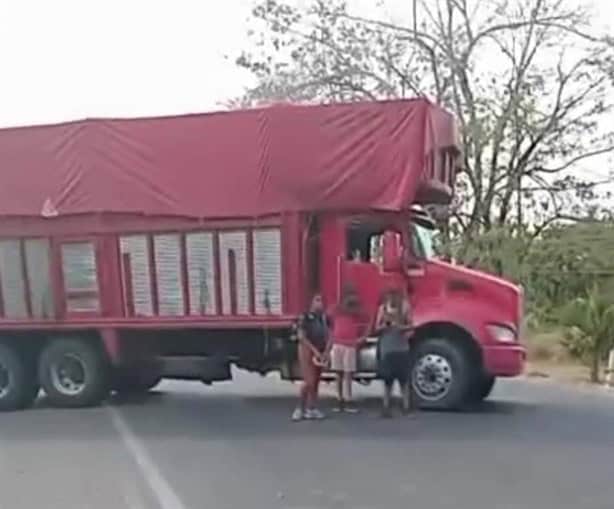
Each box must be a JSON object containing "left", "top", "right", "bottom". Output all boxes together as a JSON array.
[
  {"left": 38, "top": 338, "right": 109, "bottom": 408},
  {"left": 0, "top": 343, "right": 39, "bottom": 412},
  {"left": 410, "top": 337, "right": 472, "bottom": 410}
]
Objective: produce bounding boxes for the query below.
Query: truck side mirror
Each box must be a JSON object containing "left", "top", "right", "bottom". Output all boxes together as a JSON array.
[{"left": 382, "top": 231, "right": 402, "bottom": 272}]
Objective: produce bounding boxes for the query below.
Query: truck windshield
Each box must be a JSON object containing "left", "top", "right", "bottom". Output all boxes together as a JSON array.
[{"left": 412, "top": 223, "right": 436, "bottom": 259}]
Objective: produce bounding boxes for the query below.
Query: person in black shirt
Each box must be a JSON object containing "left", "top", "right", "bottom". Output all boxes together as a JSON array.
[
  {"left": 292, "top": 293, "right": 331, "bottom": 421},
  {"left": 375, "top": 289, "right": 413, "bottom": 417}
]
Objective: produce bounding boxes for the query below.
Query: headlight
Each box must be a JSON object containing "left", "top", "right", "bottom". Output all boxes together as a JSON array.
[{"left": 488, "top": 324, "right": 516, "bottom": 343}]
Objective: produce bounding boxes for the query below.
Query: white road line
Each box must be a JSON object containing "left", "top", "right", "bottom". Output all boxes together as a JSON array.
[{"left": 108, "top": 406, "right": 188, "bottom": 509}]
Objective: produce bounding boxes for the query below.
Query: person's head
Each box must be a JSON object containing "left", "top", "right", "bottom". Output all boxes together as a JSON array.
[
  {"left": 309, "top": 293, "right": 324, "bottom": 313},
  {"left": 380, "top": 288, "right": 405, "bottom": 325},
  {"left": 382, "top": 288, "right": 403, "bottom": 309}
]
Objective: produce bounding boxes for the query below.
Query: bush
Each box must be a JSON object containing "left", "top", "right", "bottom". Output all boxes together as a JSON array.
[{"left": 558, "top": 287, "right": 614, "bottom": 382}]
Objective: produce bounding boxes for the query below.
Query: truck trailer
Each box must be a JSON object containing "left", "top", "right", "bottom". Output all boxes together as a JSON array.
[{"left": 0, "top": 98, "right": 525, "bottom": 412}]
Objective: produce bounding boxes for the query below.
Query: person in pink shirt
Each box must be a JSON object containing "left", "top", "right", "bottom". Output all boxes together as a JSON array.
[{"left": 328, "top": 285, "right": 368, "bottom": 413}]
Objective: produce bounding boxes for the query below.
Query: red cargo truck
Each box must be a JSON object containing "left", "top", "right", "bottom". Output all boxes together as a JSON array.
[{"left": 0, "top": 98, "right": 525, "bottom": 412}]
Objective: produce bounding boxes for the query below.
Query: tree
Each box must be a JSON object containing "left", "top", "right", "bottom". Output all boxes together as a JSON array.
[
  {"left": 443, "top": 221, "right": 614, "bottom": 318},
  {"left": 235, "top": 0, "right": 614, "bottom": 235}
]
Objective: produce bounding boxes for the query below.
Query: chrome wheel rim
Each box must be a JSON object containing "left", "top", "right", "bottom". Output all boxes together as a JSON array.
[
  {"left": 50, "top": 354, "right": 87, "bottom": 396},
  {"left": 412, "top": 353, "right": 453, "bottom": 401}
]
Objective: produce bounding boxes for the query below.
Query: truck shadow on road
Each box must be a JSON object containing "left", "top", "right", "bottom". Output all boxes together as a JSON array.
[{"left": 7, "top": 379, "right": 613, "bottom": 448}]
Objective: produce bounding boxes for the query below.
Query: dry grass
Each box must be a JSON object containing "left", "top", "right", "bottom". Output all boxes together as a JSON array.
[
  {"left": 523, "top": 328, "right": 594, "bottom": 385},
  {"left": 525, "top": 360, "right": 591, "bottom": 385},
  {"left": 525, "top": 329, "right": 569, "bottom": 362}
]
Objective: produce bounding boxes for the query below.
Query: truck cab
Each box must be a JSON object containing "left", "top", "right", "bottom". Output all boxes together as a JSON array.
[{"left": 311, "top": 208, "right": 525, "bottom": 409}]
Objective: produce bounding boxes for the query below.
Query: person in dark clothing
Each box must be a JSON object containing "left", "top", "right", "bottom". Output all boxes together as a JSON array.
[
  {"left": 375, "top": 290, "right": 413, "bottom": 417},
  {"left": 292, "top": 293, "right": 331, "bottom": 421}
]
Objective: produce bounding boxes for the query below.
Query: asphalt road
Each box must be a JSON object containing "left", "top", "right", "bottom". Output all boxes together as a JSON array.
[{"left": 1, "top": 372, "right": 614, "bottom": 509}]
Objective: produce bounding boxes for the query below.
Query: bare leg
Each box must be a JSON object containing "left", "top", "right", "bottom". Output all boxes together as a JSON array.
[
  {"left": 296, "top": 345, "right": 311, "bottom": 415},
  {"left": 401, "top": 381, "right": 413, "bottom": 414},
  {"left": 334, "top": 373, "right": 344, "bottom": 411},
  {"left": 305, "top": 381, "right": 314, "bottom": 409},
  {"left": 343, "top": 373, "right": 359, "bottom": 412},
  {"left": 299, "top": 382, "right": 309, "bottom": 411},
  {"left": 344, "top": 372, "right": 353, "bottom": 402},
  {"left": 382, "top": 381, "right": 392, "bottom": 417},
  {"left": 311, "top": 367, "right": 322, "bottom": 409}
]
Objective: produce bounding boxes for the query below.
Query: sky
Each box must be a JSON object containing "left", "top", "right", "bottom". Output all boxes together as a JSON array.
[{"left": 0, "top": 0, "right": 611, "bottom": 128}]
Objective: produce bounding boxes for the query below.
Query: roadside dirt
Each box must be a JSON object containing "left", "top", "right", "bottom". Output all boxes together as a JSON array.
[{"left": 524, "top": 360, "right": 591, "bottom": 385}]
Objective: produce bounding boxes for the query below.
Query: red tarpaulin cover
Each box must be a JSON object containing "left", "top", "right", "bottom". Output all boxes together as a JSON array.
[{"left": 0, "top": 98, "right": 454, "bottom": 219}]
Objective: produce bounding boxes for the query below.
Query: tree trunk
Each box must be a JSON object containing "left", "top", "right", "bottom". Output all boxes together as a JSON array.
[{"left": 590, "top": 351, "right": 600, "bottom": 383}]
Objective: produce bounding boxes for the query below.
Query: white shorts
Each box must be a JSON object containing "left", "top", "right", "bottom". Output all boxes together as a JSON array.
[{"left": 330, "top": 344, "right": 357, "bottom": 373}]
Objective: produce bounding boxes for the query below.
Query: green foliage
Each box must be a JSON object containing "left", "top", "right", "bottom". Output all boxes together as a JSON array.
[
  {"left": 441, "top": 225, "right": 529, "bottom": 280},
  {"left": 448, "top": 221, "right": 614, "bottom": 382},
  {"left": 558, "top": 287, "right": 614, "bottom": 382},
  {"left": 445, "top": 222, "right": 614, "bottom": 324}
]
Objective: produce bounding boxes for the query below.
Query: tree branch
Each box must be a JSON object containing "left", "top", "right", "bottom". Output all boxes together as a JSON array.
[{"left": 535, "top": 147, "right": 614, "bottom": 174}]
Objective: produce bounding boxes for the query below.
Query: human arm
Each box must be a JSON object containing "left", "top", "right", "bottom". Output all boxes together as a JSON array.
[
  {"left": 373, "top": 305, "right": 387, "bottom": 335},
  {"left": 297, "top": 316, "right": 324, "bottom": 360},
  {"left": 321, "top": 314, "right": 334, "bottom": 361},
  {"left": 356, "top": 311, "right": 372, "bottom": 346}
]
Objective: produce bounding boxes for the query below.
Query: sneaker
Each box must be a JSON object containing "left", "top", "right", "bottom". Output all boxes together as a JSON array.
[
  {"left": 332, "top": 401, "right": 344, "bottom": 413},
  {"left": 291, "top": 408, "right": 304, "bottom": 421},
  {"left": 343, "top": 403, "right": 359, "bottom": 414},
  {"left": 305, "top": 408, "right": 325, "bottom": 420}
]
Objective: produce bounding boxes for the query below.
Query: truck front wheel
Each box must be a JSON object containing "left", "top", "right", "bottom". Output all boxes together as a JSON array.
[
  {"left": 470, "top": 374, "right": 496, "bottom": 403},
  {"left": 39, "top": 338, "right": 109, "bottom": 408},
  {"left": 410, "top": 337, "right": 472, "bottom": 410},
  {"left": 0, "top": 343, "right": 39, "bottom": 412}
]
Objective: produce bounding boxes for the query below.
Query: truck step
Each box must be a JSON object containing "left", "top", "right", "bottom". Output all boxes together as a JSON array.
[{"left": 156, "top": 356, "right": 231, "bottom": 383}]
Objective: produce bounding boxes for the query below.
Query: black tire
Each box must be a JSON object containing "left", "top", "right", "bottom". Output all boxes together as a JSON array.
[
  {"left": 470, "top": 374, "right": 496, "bottom": 403},
  {"left": 113, "top": 369, "right": 162, "bottom": 394},
  {"left": 38, "top": 338, "right": 109, "bottom": 408},
  {"left": 410, "top": 337, "right": 473, "bottom": 410},
  {"left": 0, "top": 343, "right": 39, "bottom": 412}
]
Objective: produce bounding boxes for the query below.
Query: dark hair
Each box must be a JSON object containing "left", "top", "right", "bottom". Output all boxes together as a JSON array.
[
  {"left": 341, "top": 283, "right": 357, "bottom": 296},
  {"left": 380, "top": 288, "right": 404, "bottom": 308},
  {"left": 380, "top": 288, "right": 409, "bottom": 326},
  {"left": 338, "top": 284, "right": 361, "bottom": 314}
]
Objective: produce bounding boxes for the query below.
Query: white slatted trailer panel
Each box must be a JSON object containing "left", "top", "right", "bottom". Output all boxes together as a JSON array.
[
  {"left": 219, "top": 231, "right": 250, "bottom": 315},
  {"left": 120, "top": 235, "right": 154, "bottom": 316},
  {"left": 154, "top": 234, "right": 184, "bottom": 316},
  {"left": 61, "top": 242, "right": 100, "bottom": 313},
  {"left": 253, "top": 228, "right": 283, "bottom": 314},
  {"left": 0, "top": 240, "right": 27, "bottom": 318},
  {"left": 117, "top": 225, "right": 283, "bottom": 318},
  {"left": 186, "top": 232, "right": 216, "bottom": 315},
  {"left": 24, "top": 239, "right": 54, "bottom": 318}
]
